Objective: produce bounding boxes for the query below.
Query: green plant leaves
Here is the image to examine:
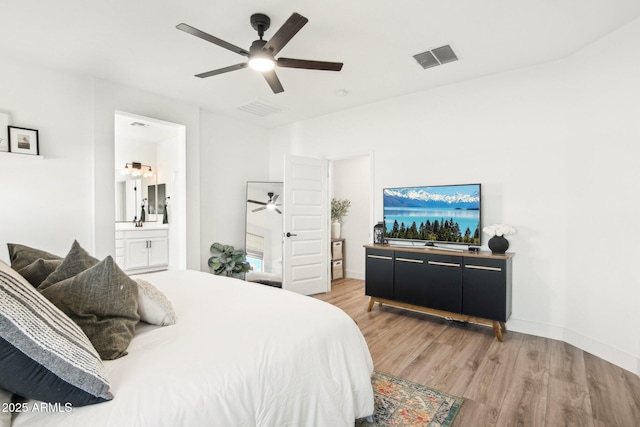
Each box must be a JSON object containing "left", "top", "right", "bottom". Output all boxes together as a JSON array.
[{"left": 208, "top": 242, "right": 251, "bottom": 277}]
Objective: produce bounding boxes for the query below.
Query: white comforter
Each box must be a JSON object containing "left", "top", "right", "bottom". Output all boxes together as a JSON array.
[{"left": 13, "top": 270, "right": 374, "bottom": 427}]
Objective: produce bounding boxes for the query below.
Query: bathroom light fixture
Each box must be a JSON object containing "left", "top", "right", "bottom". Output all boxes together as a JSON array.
[{"left": 123, "top": 162, "right": 153, "bottom": 177}]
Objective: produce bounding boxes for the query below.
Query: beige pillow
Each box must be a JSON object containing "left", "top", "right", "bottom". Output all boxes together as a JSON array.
[
  {"left": 40, "top": 256, "right": 140, "bottom": 360},
  {"left": 135, "top": 279, "right": 177, "bottom": 326}
]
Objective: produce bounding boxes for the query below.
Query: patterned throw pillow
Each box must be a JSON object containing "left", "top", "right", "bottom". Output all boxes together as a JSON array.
[
  {"left": 135, "top": 278, "right": 177, "bottom": 326},
  {"left": 40, "top": 256, "right": 140, "bottom": 360},
  {"left": 0, "top": 260, "right": 112, "bottom": 406}
]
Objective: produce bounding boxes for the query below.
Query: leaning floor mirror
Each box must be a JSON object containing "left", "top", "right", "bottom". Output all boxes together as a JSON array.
[{"left": 245, "top": 181, "right": 283, "bottom": 288}]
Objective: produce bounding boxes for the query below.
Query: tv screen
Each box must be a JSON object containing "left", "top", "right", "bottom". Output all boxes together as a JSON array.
[{"left": 383, "top": 183, "right": 481, "bottom": 246}]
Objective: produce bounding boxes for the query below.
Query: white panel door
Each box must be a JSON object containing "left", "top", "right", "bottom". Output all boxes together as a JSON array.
[{"left": 283, "top": 155, "right": 329, "bottom": 295}]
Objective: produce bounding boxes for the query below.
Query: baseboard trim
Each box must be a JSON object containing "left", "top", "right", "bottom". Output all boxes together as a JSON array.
[
  {"left": 345, "top": 270, "right": 365, "bottom": 280},
  {"left": 509, "top": 318, "right": 639, "bottom": 376}
]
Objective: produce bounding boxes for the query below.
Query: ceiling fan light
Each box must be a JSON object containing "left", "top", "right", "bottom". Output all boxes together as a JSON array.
[{"left": 249, "top": 57, "right": 275, "bottom": 72}]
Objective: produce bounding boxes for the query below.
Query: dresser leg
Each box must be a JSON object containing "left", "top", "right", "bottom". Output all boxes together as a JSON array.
[
  {"left": 367, "top": 297, "right": 375, "bottom": 312},
  {"left": 499, "top": 321, "right": 507, "bottom": 334},
  {"left": 492, "top": 321, "right": 504, "bottom": 342}
]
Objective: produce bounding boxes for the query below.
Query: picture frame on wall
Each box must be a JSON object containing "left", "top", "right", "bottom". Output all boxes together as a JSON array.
[
  {"left": 0, "top": 112, "right": 11, "bottom": 152},
  {"left": 8, "top": 126, "right": 39, "bottom": 156}
]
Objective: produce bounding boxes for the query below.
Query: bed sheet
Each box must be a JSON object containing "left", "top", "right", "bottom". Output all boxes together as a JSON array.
[{"left": 13, "top": 270, "right": 373, "bottom": 427}]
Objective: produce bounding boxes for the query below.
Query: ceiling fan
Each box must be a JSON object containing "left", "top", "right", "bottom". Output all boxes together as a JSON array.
[
  {"left": 177, "top": 12, "right": 343, "bottom": 94},
  {"left": 248, "top": 192, "right": 282, "bottom": 214}
]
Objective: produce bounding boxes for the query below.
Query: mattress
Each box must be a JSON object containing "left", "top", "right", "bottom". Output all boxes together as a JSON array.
[{"left": 12, "top": 269, "right": 374, "bottom": 426}]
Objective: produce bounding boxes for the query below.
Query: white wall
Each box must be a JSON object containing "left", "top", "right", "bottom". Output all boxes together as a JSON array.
[
  {"left": 199, "top": 110, "right": 270, "bottom": 271},
  {"left": 0, "top": 62, "right": 94, "bottom": 260},
  {"left": 563, "top": 18, "right": 640, "bottom": 372},
  {"left": 331, "top": 156, "right": 371, "bottom": 279},
  {"left": 269, "top": 17, "right": 640, "bottom": 374}
]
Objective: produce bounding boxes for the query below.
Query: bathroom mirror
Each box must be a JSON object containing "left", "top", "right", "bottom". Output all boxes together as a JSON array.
[
  {"left": 245, "top": 181, "right": 283, "bottom": 287},
  {"left": 115, "top": 170, "right": 157, "bottom": 222}
]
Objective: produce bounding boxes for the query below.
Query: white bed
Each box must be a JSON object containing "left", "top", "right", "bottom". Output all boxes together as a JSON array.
[{"left": 11, "top": 270, "right": 374, "bottom": 426}]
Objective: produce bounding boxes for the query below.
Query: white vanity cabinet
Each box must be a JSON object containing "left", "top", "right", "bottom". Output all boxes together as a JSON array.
[{"left": 115, "top": 227, "right": 169, "bottom": 274}]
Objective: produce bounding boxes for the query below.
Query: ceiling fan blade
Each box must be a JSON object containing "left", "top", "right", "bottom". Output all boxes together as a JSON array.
[
  {"left": 262, "top": 70, "right": 284, "bottom": 94},
  {"left": 271, "top": 194, "right": 279, "bottom": 203},
  {"left": 275, "top": 208, "right": 282, "bottom": 214},
  {"left": 196, "top": 63, "right": 247, "bottom": 78},
  {"left": 247, "top": 199, "right": 267, "bottom": 205},
  {"left": 277, "top": 57, "right": 343, "bottom": 71},
  {"left": 263, "top": 13, "right": 308, "bottom": 56},
  {"left": 252, "top": 207, "right": 266, "bottom": 212},
  {"left": 177, "top": 23, "right": 249, "bottom": 57}
]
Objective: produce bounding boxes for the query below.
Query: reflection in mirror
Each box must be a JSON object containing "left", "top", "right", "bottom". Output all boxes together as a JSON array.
[
  {"left": 115, "top": 170, "right": 157, "bottom": 222},
  {"left": 245, "top": 181, "right": 283, "bottom": 288}
]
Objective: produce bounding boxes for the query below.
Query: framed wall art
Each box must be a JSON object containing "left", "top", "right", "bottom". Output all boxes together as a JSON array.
[
  {"left": 8, "top": 126, "right": 39, "bottom": 156},
  {"left": 0, "top": 112, "right": 10, "bottom": 152}
]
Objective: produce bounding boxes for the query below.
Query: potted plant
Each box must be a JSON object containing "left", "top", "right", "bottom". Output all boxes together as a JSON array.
[
  {"left": 208, "top": 242, "right": 251, "bottom": 278},
  {"left": 331, "top": 198, "right": 351, "bottom": 239}
]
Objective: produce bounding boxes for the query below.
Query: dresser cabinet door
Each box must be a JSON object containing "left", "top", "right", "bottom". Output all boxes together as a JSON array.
[
  {"left": 425, "top": 254, "right": 462, "bottom": 313},
  {"left": 365, "top": 249, "right": 394, "bottom": 299},
  {"left": 393, "top": 251, "right": 427, "bottom": 305},
  {"left": 462, "top": 257, "right": 510, "bottom": 321}
]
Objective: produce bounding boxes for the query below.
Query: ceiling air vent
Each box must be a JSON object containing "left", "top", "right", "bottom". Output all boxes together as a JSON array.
[
  {"left": 413, "top": 45, "right": 458, "bottom": 69},
  {"left": 237, "top": 99, "right": 284, "bottom": 117}
]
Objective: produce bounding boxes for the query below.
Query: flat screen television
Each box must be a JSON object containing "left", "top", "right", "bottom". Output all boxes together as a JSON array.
[{"left": 383, "top": 183, "right": 481, "bottom": 246}]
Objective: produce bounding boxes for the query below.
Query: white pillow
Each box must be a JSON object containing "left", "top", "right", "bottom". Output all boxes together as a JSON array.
[{"left": 135, "top": 279, "right": 176, "bottom": 326}]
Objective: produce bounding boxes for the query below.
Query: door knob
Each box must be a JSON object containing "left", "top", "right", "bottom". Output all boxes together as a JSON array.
[{"left": 286, "top": 232, "right": 297, "bottom": 237}]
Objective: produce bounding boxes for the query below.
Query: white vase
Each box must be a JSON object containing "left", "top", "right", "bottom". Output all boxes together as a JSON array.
[{"left": 331, "top": 222, "right": 341, "bottom": 239}]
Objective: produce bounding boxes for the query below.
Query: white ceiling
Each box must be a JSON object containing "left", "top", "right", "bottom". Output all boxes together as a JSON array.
[{"left": 2, "top": 1, "right": 639, "bottom": 129}]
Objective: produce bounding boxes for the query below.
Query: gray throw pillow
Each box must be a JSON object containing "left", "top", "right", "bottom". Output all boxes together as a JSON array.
[
  {"left": 17, "top": 258, "right": 63, "bottom": 288},
  {"left": 38, "top": 240, "right": 98, "bottom": 291},
  {"left": 7, "top": 243, "right": 61, "bottom": 271},
  {"left": 0, "top": 260, "right": 112, "bottom": 406},
  {"left": 40, "top": 256, "right": 140, "bottom": 360}
]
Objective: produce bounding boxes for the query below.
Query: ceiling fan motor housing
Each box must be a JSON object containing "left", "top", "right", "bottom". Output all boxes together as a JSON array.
[{"left": 250, "top": 39, "right": 270, "bottom": 57}]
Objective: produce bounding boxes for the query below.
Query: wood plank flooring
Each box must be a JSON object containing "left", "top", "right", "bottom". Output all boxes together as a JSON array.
[{"left": 315, "top": 278, "right": 640, "bottom": 427}]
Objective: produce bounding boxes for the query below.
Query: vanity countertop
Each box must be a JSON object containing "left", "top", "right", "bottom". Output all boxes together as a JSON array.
[{"left": 115, "top": 222, "right": 169, "bottom": 231}]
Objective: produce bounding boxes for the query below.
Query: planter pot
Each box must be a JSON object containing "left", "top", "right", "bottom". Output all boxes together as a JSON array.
[
  {"left": 331, "top": 222, "right": 341, "bottom": 239},
  {"left": 488, "top": 235, "right": 509, "bottom": 254}
]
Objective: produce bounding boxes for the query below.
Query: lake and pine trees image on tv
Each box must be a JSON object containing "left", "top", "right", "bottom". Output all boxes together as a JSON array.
[{"left": 383, "top": 184, "right": 481, "bottom": 245}]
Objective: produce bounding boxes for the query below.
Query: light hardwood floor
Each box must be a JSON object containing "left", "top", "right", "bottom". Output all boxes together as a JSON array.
[{"left": 315, "top": 278, "right": 640, "bottom": 427}]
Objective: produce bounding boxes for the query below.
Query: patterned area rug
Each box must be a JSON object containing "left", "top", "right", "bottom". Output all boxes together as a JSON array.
[{"left": 357, "top": 370, "right": 464, "bottom": 427}]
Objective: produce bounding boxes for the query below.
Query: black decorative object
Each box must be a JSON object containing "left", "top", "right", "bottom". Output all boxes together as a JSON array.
[
  {"left": 163, "top": 197, "right": 169, "bottom": 224},
  {"left": 373, "top": 222, "right": 385, "bottom": 244},
  {"left": 140, "top": 198, "right": 146, "bottom": 222},
  {"left": 488, "top": 235, "right": 509, "bottom": 254}
]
